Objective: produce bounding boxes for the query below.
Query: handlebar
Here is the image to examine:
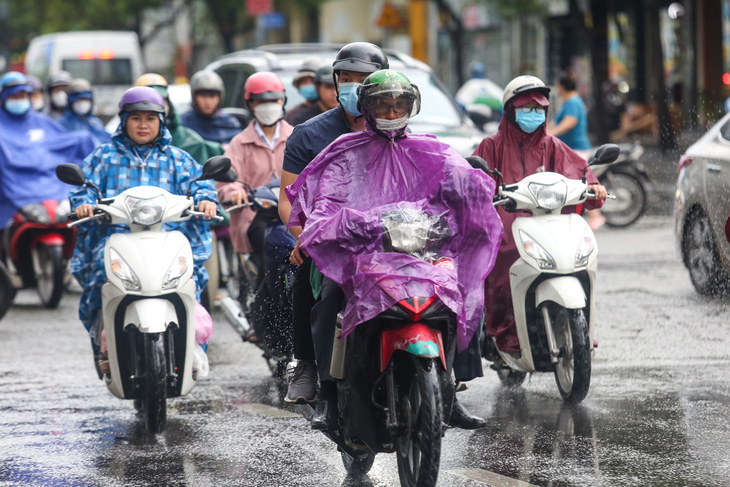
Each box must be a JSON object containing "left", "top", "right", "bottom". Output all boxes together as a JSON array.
[
  {"left": 221, "top": 200, "right": 254, "bottom": 212},
  {"left": 185, "top": 209, "right": 225, "bottom": 222}
]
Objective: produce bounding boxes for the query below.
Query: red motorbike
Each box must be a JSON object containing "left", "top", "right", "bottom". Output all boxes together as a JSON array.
[{"left": 1, "top": 200, "right": 76, "bottom": 308}]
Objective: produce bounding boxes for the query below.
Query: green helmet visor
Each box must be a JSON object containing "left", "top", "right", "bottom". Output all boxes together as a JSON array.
[{"left": 358, "top": 70, "right": 421, "bottom": 120}]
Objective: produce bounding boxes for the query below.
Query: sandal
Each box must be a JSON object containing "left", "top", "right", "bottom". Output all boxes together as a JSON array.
[{"left": 98, "top": 353, "right": 110, "bottom": 376}]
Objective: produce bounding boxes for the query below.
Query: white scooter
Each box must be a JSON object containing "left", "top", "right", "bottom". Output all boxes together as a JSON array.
[
  {"left": 56, "top": 157, "right": 230, "bottom": 433},
  {"left": 468, "top": 145, "right": 619, "bottom": 403}
]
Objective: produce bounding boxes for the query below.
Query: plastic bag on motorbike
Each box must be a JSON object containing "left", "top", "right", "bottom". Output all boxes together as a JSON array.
[{"left": 195, "top": 301, "right": 213, "bottom": 344}]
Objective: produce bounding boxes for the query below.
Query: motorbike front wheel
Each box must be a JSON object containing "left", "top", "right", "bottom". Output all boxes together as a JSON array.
[
  {"left": 142, "top": 333, "right": 167, "bottom": 433},
  {"left": 599, "top": 170, "right": 646, "bottom": 227},
  {"left": 395, "top": 355, "right": 442, "bottom": 487},
  {"left": 35, "top": 244, "right": 65, "bottom": 308},
  {"left": 552, "top": 307, "right": 591, "bottom": 403}
]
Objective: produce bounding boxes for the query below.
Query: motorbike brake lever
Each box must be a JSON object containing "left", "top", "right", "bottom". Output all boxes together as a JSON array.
[{"left": 186, "top": 209, "right": 225, "bottom": 221}]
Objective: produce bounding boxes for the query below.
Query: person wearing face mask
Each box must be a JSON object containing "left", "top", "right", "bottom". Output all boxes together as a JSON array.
[
  {"left": 284, "top": 65, "right": 340, "bottom": 127},
  {"left": 26, "top": 75, "right": 45, "bottom": 112},
  {"left": 279, "top": 42, "right": 387, "bottom": 416},
  {"left": 181, "top": 70, "right": 242, "bottom": 147},
  {"left": 217, "top": 72, "right": 293, "bottom": 283},
  {"left": 286, "top": 69, "right": 503, "bottom": 432},
  {"left": 284, "top": 59, "right": 323, "bottom": 126},
  {"left": 58, "top": 79, "right": 111, "bottom": 145},
  {"left": 44, "top": 70, "right": 72, "bottom": 120},
  {"left": 472, "top": 74, "right": 607, "bottom": 357},
  {"left": 0, "top": 72, "right": 96, "bottom": 231}
]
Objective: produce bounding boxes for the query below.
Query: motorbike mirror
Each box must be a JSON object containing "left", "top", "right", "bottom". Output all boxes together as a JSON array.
[
  {"left": 56, "top": 163, "right": 86, "bottom": 186},
  {"left": 589, "top": 144, "right": 620, "bottom": 167},
  {"left": 201, "top": 156, "right": 232, "bottom": 181},
  {"left": 215, "top": 168, "right": 239, "bottom": 184},
  {"left": 465, "top": 156, "right": 490, "bottom": 173}
]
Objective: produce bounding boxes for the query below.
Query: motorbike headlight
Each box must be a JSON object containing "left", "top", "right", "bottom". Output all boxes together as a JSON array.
[
  {"left": 125, "top": 195, "right": 166, "bottom": 226},
  {"left": 528, "top": 181, "right": 567, "bottom": 210},
  {"left": 382, "top": 209, "right": 433, "bottom": 254},
  {"left": 109, "top": 248, "right": 141, "bottom": 291},
  {"left": 162, "top": 255, "right": 189, "bottom": 290},
  {"left": 519, "top": 230, "right": 555, "bottom": 269},
  {"left": 575, "top": 228, "right": 596, "bottom": 267}
]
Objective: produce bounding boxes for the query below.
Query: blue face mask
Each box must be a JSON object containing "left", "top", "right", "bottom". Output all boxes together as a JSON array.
[
  {"left": 338, "top": 82, "right": 361, "bottom": 116},
  {"left": 5, "top": 99, "right": 31, "bottom": 116},
  {"left": 299, "top": 84, "right": 318, "bottom": 102},
  {"left": 514, "top": 109, "right": 546, "bottom": 133}
]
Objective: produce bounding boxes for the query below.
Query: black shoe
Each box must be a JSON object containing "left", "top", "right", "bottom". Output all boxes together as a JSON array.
[
  {"left": 449, "top": 398, "right": 486, "bottom": 430},
  {"left": 311, "top": 398, "right": 337, "bottom": 431}
]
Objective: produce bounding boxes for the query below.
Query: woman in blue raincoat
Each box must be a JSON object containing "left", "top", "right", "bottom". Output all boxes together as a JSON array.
[{"left": 69, "top": 87, "right": 218, "bottom": 367}]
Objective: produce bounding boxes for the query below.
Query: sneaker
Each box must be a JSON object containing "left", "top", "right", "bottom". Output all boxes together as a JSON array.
[{"left": 285, "top": 360, "right": 317, "bottom": 404}]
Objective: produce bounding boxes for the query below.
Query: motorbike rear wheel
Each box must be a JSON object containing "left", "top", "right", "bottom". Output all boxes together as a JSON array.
[
  {"left": 599, "top": 170, "right": 646, "bottom": 227},
  {"left": 142, "top": 333, "right": 167, "bottom": 433},
  {"left": 341, "top": 450, "right": 376, "bottom": 477},
  {"left": 552, "top": 307, "right": 591, "bottom": 403},
  {"left": 395, "top": 355, "right": 442, "bottom": 487},
  {"left": 35, "top": 244, "right": 64, "bottom": 308}
]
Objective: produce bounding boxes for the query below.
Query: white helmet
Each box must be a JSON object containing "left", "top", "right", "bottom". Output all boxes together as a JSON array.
[{"left": 502, "top": 75, "right": 551, "bottom": 108}]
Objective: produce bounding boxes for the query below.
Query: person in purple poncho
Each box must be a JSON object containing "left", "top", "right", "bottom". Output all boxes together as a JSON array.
[{"left": 287, "top": 69, "right": 504, "bottom": 430}]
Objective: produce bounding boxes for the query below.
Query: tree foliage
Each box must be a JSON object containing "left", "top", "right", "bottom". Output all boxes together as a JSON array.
[{"left": 475, "top": 0, "right": 550, "bottom": 20}]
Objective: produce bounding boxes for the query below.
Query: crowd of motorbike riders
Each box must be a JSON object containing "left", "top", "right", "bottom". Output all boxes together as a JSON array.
[{"left": 0, "top": 42, "right": 607, "bottom": 430}]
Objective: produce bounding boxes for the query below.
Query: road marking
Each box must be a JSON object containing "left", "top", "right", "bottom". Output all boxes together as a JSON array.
[
  {"left": 445, "top": 469, "right": 539, "bottom": 487},
  {"left": 236, "top": 403, "right": 301, "bottom": 418}
]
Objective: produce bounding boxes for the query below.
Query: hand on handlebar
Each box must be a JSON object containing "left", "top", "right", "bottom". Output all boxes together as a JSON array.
[
  {"left": 75, "top": 204, "right": 95, "bottom": 219},
  {"left": 197, "top": 200, "right": 218, "bottom": 219},
  {"left": 230, "top": 191, "right": 250, "bottom": 207},
  {"left": 587, "top": 184, "right": 608, "bottom": 201}
]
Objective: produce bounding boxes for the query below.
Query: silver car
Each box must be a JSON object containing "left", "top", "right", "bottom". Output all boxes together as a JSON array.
[
  {"left": 675, "top": 112, "right": 730, "bottom": 295},
  {"left": 204, "top": 43, "right": 485, "bottom": 157}
]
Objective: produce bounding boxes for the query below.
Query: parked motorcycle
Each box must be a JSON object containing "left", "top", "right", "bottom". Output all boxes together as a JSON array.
[
  {"left": 306, "top": 208, "right": 458, "bottom": 486},
  {"left": 0, "top": 200, "right": 76, "bottom": 308},
  {"left": 471, "top": 145, "right": 619, "bottom": 403},
  {"left": 56, "top": 156, "right": 230, "bottom": 433},
  {"left": 586, "top": 142, "right": 650, "bottom": 227},
  {"left": 219, "top": 174, "right": 296, "bottom": 388}
]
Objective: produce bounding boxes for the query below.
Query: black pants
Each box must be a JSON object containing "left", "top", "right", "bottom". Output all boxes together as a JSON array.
[
  {"left": 291, "top": 257, "right": 316, "bottom": 361},
  {"left": 453, "top": 324, "right": 484, "bottom": 382},
  {"left": 310, "top": 276, "right": 345, "bottom": 382}
]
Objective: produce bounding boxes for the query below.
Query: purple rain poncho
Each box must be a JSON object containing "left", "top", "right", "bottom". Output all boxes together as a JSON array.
[{"left": 287, "top": 129, "right": 504, "bottom": 351}]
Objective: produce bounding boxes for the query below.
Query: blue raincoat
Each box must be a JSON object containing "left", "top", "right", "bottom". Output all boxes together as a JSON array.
[
  {"left": 0, "top": 109, "right": 97, "bottom": 228},
  {"left": 69, "top": 126, "right": 218, "bottom": 332},
  {"left": 58, "top": 109, "right": 112, "bottom": 145},
  {"left": 180, "top": 109, "right": 242, "bottom": 145}
]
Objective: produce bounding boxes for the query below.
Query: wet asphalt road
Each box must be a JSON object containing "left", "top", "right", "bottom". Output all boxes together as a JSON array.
[{"left": 2, "top": 214, "right": 730, "bottom": 487}]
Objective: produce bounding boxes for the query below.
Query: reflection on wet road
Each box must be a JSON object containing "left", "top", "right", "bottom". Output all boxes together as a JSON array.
[{"left": 1, "top": 217, "right": 730, "bottom": 486}]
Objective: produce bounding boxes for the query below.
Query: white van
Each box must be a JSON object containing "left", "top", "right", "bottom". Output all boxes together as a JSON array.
[{"left": 25, "top": 31, "right": 145, "bottom": 120}]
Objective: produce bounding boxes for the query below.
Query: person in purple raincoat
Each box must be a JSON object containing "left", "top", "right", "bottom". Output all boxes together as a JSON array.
[{"left": 287, "top": 69, "right": 504, "bottom": 430}]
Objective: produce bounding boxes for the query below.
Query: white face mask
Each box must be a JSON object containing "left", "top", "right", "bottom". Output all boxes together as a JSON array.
[
  {"left": 375, "top": 116, "right": 408, "bottom": 132},
  {"left": 72, "top": 99, "right": 92, "bottom": 116},
  {"left": 51, "top": 91, "right": 68, "bottom": 109},
  {"left": 254, "top": 102, "right": 283, "bottom": 126}
]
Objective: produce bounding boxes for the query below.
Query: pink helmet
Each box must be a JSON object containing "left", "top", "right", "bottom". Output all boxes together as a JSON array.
[{"left": 244, "top": 72, "right": 286, "bottom": 102}]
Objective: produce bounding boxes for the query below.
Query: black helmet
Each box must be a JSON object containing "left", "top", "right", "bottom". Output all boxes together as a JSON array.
[{"left": 332, "top": 42, "right": 389, "bottom": 76}]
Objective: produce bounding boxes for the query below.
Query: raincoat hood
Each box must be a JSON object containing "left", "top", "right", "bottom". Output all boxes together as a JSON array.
[
  {"left": 288, "top": 129, "right": 503, "bottom": 351},
  {"left": 0, "top": 109, "right": 97, "bottom": 227}
]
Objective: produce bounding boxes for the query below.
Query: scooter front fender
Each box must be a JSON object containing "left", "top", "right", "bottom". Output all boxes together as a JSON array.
[
  {"left": 123, "top": 298, "right": 177, "bottom": 333},
  {"left": 380, "top": 323, "right": 446, "bottom": 372},
  {"left": 535, "top": 276, "right": 586, "bottom": 309}
]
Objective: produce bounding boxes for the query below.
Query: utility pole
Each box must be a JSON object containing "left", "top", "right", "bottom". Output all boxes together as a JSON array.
[{"left": 409, "top": 0, "right": 429, "bottom": 63}]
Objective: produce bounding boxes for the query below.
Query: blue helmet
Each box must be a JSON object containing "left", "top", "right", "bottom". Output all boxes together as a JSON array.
[{"left": 0, "top": 72, "right": 32, "bottom": 104}]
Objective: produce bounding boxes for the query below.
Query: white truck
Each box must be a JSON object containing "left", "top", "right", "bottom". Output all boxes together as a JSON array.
[{"left": 25, "top": 31, "right": 145, "bottom": 121}]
